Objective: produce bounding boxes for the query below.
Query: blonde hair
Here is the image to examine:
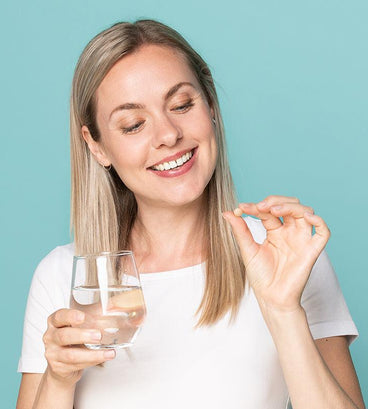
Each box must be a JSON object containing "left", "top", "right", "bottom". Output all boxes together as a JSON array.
[{"left": 70, "top": 19, "right": 246, "bottom": 326}]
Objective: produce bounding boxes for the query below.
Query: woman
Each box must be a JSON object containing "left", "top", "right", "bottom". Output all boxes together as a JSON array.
[{"left": 17, "top": 20, "right": 365, "bottom": 409}]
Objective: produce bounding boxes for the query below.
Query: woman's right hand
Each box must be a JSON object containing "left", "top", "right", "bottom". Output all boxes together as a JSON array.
[{"left": 42, "top": 308, "right": 116, "bottom": 387}]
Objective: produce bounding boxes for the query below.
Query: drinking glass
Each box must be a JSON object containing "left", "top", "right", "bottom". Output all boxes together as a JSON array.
[{"left": 71, "top": 251, "right": 146, "bottom": 349}]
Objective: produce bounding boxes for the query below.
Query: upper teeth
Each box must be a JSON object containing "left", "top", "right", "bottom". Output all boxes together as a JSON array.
[{"left": 152, "top": 151, "right": 193, "bottom": 171}]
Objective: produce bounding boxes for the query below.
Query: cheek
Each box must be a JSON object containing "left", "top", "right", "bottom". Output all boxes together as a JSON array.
[
  {"left": 105, "top": 135, "right": 147, "bottom": 169},
  {"left": 103, "top": 144, "right": 144, "bottom": 190},
  {"left": 111, "top": 156, "right": 143, "bottom": 193},
  {"left": 202, "top": 120, "right": 217, "bottom": 157},
  {"left": 207, "top": 126, "right": 218, "bottom": 174},
  {"left": 198, "top": 109, "right": 216, "bottom": 146},
  {"left": 197, "top": 122, "right": 218, "bottom": 178}
]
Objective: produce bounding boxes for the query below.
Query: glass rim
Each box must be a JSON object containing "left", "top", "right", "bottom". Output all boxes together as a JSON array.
[{"left": 73, "top": 250, "right": 133, "bottom": 260}]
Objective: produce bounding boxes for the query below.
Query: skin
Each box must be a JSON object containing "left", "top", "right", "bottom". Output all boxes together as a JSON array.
[
  {"left": 17, "top": 46, "right": 365, "bottom": 409},
  {"left": 85, "top": 45, "right": 217, "bottom": 211},
  {"left": 224, "top": 197, "right": 365, "bottom": 408}
]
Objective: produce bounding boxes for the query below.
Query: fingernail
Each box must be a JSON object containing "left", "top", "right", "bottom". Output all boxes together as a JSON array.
[
  {"left": 222, "top": 212, "right": 230, "bottom": 221},
  {"left": 90, "top": 331, "right": 102, "bottom": 341},
  {"left": 304, "top": 212, "right": 313, "bottom": 216},
  {"left": 104, "top": 350, "right": 116, "bottom": 359},
  {"left": 272, "top": 205, "right": 282, "bottom": 211},
  {"left": 258, "top": 201, "right": 267, "bottom": 207},
  {"left": 76, "top": 311, "right": 85, "bottom": 322}
]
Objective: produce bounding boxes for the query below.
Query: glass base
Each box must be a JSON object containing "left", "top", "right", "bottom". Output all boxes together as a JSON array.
[{"left": 85, "top": 342, "right": 133, "bottom": 350}]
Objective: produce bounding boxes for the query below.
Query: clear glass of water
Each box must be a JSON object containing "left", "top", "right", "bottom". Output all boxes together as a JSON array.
[{"left": 70, "top": 251, "right": 146, "bottom": 350}]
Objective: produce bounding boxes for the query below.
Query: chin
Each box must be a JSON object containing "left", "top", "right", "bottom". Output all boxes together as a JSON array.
[
  {"left": 149, "top": 185, "right": 208, "bottom": 209},
  {"left": 164, "top": 194, "right": 205, "bottom": 208}
]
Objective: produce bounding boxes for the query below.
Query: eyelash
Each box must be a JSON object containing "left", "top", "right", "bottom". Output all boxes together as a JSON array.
[
  {"left": 121, "top": 100, "right": 195, "bottom": 134},
  {"left": 122, "top": 121, "right": 145, "bottom": 134},
  {"left": 172, "top": 100, "right": 194, "bottom": 112}
]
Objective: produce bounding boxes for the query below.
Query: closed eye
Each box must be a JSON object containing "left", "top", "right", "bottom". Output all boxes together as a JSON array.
[
  {"left": 122, "top": 121, "right": 145, "bottom": 134},
  {"left": 171, "top": 100, "right": 194, "bottom": 113}
]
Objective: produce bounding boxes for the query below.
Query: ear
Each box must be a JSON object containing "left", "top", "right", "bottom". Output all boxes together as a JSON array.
[{"left": 81, "top": 125, "right": 111, "bottom": 167}]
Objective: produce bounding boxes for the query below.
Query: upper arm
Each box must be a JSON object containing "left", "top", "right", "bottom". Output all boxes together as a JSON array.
[
  {"left": 16, "top": 373, "right": 43, "bottom": 409},
  {"left": 17, "top": 247, "right": 73, "bottom": 408},
  {"left": 315, "top": 336, "right": 365, "bottom": 409}
]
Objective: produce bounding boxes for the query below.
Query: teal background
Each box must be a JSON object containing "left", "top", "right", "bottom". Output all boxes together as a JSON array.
[{"left": 1, "top": 0, "right": 367, "bottom": 407}]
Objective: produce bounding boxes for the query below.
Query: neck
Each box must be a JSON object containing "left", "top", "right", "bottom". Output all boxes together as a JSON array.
[{"left": 130, "top": 196, "right": 207, "bottom": 273}]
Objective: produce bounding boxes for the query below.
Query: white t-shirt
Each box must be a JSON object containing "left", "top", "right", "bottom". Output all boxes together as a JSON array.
[{"left": 18, "top": 217, "right": 358, "bottom": 409}]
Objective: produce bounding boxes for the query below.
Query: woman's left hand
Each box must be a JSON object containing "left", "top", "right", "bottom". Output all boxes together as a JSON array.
[{"left": 223, "top": 195, "right": 330, "bottom": 313}]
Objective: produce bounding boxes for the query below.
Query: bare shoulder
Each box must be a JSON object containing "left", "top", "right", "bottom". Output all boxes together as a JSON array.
[
  {"left": 16, "top": 373, "right": 43, "bottom": 409},
  {"left": 315, "top": 336, "right": 365, "bottom": 409}
]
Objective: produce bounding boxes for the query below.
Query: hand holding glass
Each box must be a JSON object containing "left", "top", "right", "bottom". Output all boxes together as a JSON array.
[{"left": 71, "top": 251, "right": 146, "bottom": 349}]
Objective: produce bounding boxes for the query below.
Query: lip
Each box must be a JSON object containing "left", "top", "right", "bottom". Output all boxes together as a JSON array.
[
  {"left": 147, "top": 148, "right": 197, "bottom": 178},
  {"left": 148, "top": 148, "right": 196, "bottom": 168}
]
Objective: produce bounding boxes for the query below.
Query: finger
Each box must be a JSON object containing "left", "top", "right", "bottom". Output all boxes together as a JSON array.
[
  {"left": 222, "top": 211, "right": 259, "bottom": 264},
  {"left": 239, "top": 203, "right": 282, "bottom": 231},
  {"left": 48, "top": 309, "right": 85, "bottom": 329},
  {"left": 257, "top": 195, "right": 300, "bottom": 209},
  {"left": 257, "top": 196, "right": 300, "bottom": 227},
  {"left": 54, "top": 327, "right": 102, "bottom": 347},
  {"left": 304, "top": 212, "right": 331, "bottom": 252},
  {"left": 56, "top": 347, "right": 116, "bottom": 368},
  {"left": 270, "top": 203, "right": 314, "bottom": 228}
]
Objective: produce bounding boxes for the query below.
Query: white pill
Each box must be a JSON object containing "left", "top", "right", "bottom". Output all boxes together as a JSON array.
[{"left": 234, "top": 208, "right": 243, "bottom": 217}]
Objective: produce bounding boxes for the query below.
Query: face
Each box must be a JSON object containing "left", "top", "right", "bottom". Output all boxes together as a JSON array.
[{"left": 83, "top": 45, "right": 217, "bottom": 209}]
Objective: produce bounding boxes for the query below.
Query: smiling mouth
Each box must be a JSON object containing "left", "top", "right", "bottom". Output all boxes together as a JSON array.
[{"left": 150, "top": 149, "right": 194, "bottom": 171}]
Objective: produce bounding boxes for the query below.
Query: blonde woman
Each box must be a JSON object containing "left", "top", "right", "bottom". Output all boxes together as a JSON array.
[{"left": 17, "top": 20, "right": 365, "bottom": 409}]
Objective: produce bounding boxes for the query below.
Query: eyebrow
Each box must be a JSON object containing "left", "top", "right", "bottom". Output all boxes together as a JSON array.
[{"left": 109, "top": 81, "right": 196, "bottom": 120}]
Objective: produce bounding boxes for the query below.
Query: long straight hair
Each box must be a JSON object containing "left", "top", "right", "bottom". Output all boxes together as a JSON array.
[{"left": 70, "top": 20, "right": 246, "bottom": 326}]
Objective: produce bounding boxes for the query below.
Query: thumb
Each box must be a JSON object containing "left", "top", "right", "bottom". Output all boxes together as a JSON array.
[{"left": 222, "top": 211, "right": 259, "bottom": 265}]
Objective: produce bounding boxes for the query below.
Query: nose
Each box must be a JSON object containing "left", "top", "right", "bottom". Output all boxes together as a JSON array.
[{"left": 151, "top": 113, "right": 182, "bottom": 148}]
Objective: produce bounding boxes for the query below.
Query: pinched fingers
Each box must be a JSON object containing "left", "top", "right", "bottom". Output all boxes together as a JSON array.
[
  {"left": 269, "top": 202, "right": 314, "bottom": 218},
  {"left": 222, "top": 211, "right": 259, "bottom": 264},
  {"left": 222, "top": 210, "right": 255, "bottom": 248},
  {"left": 269, "top": 202, "right": 314, "bottom": 228},
  {"left": 304, "top": 212, "right": 331, "bottom": 252},
  {"left": 238, "top": 196, "right": 300, "bottom": 217},
  {"left": 238, "top": 203, "right": 282, "bottom": 231},
  {"left": 257, "top": 196, "right": 300, "bottom": 225},
  {"left": 237, "top": 198, "right": 314, "bottom": 232},
  {"left": 257, "top": 195, "right": 300, "bottom": 208}
]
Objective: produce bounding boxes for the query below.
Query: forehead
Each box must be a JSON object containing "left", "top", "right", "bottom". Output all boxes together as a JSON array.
[{"left": 96, "top": 45, "right": 200, "bottom": 107}]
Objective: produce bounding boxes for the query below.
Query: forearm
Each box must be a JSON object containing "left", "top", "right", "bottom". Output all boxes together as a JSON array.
[
  {"left": 32, "top": 368, "right": 76, "bottom": 409},
  {"left": 260, "top": 305, "right": 360, "bottom": 409}
]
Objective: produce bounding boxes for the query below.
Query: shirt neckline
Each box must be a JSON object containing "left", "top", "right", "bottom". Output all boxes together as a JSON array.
[{"left": 139, "top": 261, "right": 206, "bottom": 281}]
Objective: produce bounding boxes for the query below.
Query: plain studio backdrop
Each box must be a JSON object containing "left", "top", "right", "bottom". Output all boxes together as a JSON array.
[{"left": 1, "top": 1, "right": 367, "bottom": 407}]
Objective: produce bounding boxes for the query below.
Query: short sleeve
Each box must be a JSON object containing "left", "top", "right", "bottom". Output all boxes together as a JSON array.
[
  {"left": 18, "top": 244, "right": 74, "bottom": 373},
  {"left": 301, "top": 250, "right": 358, "bottom": 344}
]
